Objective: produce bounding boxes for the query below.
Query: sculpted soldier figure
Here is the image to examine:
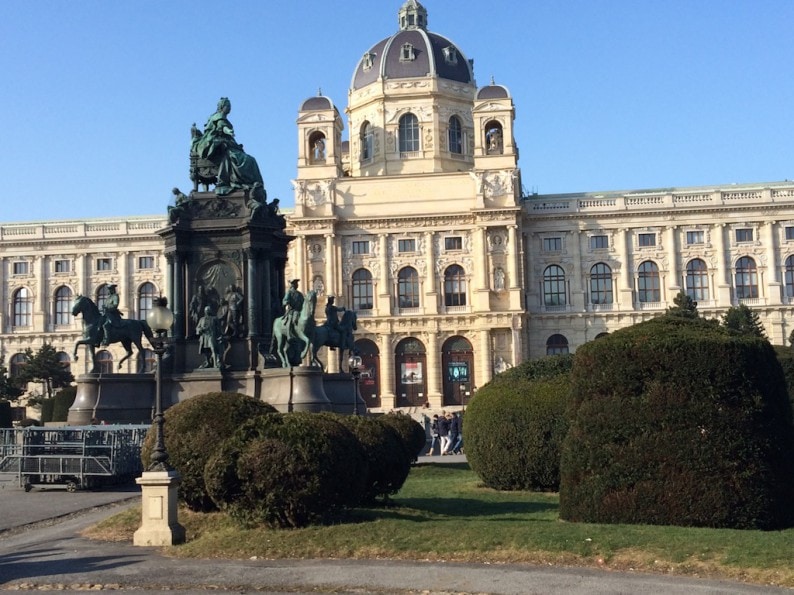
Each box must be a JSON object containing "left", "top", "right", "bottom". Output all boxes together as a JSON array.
[
  {"left": 196, "top": 306, "right": 223, "bottom": 369},
  {"left": 281, "top": 279, "right": 303, "bottom": 335},
  {"left": 324, "top": 296, "right": 345, "bottom": 349},
  {"left": 100, "top": 284, "right": 123, "bottom": 346}
]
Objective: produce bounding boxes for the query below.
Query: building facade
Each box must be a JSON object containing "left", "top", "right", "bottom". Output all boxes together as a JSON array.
[{"left": 3, "top": 1, "right": 794, "bottom": 413}]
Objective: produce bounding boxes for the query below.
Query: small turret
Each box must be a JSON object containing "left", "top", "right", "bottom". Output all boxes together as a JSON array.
[{"left": 398, "top": 0, "right": 427, "bottom": 30}]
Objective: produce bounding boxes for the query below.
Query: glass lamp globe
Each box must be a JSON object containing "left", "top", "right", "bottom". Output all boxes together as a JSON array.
[
  {"left": 147, "top": 301, "right": 174, "bottom": 333},
  {"left": 349, "top": 354, "right": 363, "bottom": 371}
]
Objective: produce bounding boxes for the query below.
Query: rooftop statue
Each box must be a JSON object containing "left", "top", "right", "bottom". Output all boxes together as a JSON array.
[{"left": 190, "top": 97, "right": 265, "bottom": 200}]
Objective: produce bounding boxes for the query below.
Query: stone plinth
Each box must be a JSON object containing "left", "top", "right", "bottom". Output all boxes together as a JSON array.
[
  {"left": 134, "top": 470, "right": 185, "bottom": 547},
  {"left": 262, "top": 367, "right": 332, "bottom": 412},
  {"left": 68, "top": 374, "right": 154, "bottom": 425},
  {"left": 322, "top": 372, "right": 366, "bottom": 415}
]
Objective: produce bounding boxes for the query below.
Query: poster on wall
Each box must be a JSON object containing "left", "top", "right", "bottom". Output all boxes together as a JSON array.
[
  {"left": 400, "top": 361, "right": 423, "bottom": 384},
  {"left": 447, "top": 361, "right": 469, "bottom": 382}
]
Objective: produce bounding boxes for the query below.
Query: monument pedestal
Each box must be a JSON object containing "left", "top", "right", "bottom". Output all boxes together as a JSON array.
[
  {"left": 68, "top": 374, "right": 154, "bottom": 425},
  {"left": 322, "top": 372, "right": 366, "bottom": 415},
  {"left": 262, "top": 367, "right": 332, "bottom": 413},
  {"left": 133, "top": 470, "right": 185, "bottom": 547}
]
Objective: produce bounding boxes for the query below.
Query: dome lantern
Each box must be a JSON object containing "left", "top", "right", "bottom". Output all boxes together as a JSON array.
[{"left": 398, "top": 0, "right": 427, "bottom": 31}]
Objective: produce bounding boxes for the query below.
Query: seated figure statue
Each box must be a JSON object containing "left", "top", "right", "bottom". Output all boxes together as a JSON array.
[{"left": 190, "top": 97, "right": 265, "bottom": 196}]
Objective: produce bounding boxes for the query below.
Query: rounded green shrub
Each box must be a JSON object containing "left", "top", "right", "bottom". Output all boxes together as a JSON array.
[
  {"left": 378, "top": 412, "right": 426, "bottom": 461},
  {"left": 204, "top": 411, "right": 367, "bottom": 528},
  {"left": 560, "top": 315, "right": 794, "bottom": 529},
  {"left": 52, "top": 387, "right": 76, "bottom": 422},
  {"left": 333, "top": 415, "right": 411, "bottom": 504},
  {"left": 141, "top": 392, "right": 277, "bottom": 512},
  {"left": 0, "top": 401, "right": 12, "bottom": 428},
  {"left": 465, "top": 355, "right": 573, "bottom": 491}
]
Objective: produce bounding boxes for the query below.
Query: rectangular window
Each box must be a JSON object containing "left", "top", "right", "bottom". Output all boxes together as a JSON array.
[
  {"left": 590, "top": 235, "right": 608, "bottom": 250},
  {"left": 445, "top": 236, "right": 463, "bottom": 251},
  {"left": 138, "top": 256, "right": 154, "bottom": 269},
  {"left": 786, "top": 226, "right": 794, "bottom": 241},
  {"left": 12, "top": 262, "right": 29, "bottom": 275},
  {"left": 54, "top": 259, "right": 70, "bottom": 273},
  {"left": 543, "top": 237, "right": 562, "bottom": 252},
  {"left": 736, "top": 228, "right": 753, "bottom": 243},
  {"left": 96, "top": 257, "right": 113, "bottom": 271},
  {"left": 638, "top": 233, "right": 656, "bottom": 247},
  {"left": 398, "top": 239, "right": 416, "bottom": 253},
  {"left": 352, "top": 241, "right": 370, "bottom": 255},
  {"left": 686, "top": 230, "right": 704, "bottom": 245}
]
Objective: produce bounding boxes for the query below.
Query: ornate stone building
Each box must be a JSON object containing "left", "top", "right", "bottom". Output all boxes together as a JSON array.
[{"left": 2, "top": 1, "right": 794, "bottom": 414}]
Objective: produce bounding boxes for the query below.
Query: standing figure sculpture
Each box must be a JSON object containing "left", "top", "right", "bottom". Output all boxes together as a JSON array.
[
  {"left": 196, "top": 306, "right": 223, "bottom": 369},
  {"left": 190, "top": 97, "right": 265, "bottom": 198},
  {"left": 224, "top": 284, "right": 244, "bottom": 338},
  {"left": 188, "top": 284, "right": 206, "bottom": 336}
]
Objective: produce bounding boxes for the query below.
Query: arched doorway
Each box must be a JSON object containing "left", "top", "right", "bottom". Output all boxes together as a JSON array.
[
  {"left": 395, "top": 337, "right": 427, "bottom": 407},
  {"left": 442, "top": 336, "right": 474, "bottom": 406},
  {"left": 354, "top": 338, "right": 381, "bottom": 409}
]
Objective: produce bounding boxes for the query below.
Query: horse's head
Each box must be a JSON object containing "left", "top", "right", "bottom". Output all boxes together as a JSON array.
[{"left": 71, "top": 294, "right": 98, "bottom": 318}]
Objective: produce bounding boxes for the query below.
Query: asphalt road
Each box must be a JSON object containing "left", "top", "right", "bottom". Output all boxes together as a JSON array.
[{"left": 0, "top": 470, "right": 791, "bottom": 594}]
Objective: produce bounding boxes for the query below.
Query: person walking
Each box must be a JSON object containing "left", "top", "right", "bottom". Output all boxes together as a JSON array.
[
  {"left": 428, "top": 414, "right": 440, "bottom": 455},
  {"left": 444, "top": 412, "right": 458, "bottom": 455},
  {"left": 437, "top": 411, "right": 451, "bottom": 455},
  {"left": 450, "top": 411, "right": 464, "bottom": 454}
]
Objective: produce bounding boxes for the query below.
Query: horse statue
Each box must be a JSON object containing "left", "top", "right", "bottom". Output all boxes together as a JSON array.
[
  {"left": 310, "top": 310, "right": 358, "bottom": 372},
  {"left": 271, "top": 290, "right": 317, "bottom": 368},
  {"left": 71, "top": 295, "right": 155, "bottom": 373}
]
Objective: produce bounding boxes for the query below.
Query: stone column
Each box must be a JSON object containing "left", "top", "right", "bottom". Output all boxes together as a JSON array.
[
  {"left": 246, "top": 250, "right": 258, "bottom": 337},
  {"left": 325, "top": 234, "right": 335, "bottom": 296},
  {"left": 713, "top": 223, "right": 731, "bottom": 305},
  {"left": 476, "top": 227, "right": 488, "bottom": 289},
  {"left": 766, "top": 221, "right": 782, "bottom": 305},
  {"left": 166, "top": 254, "right": 175, "bottom": 320},
  {"left": 118, "top": 251, "right": 129, "bottom": 316},
  {"left": 173, "top": 253, "right": 186, "bottom": 339},
  {"left": 507, "top": 225, "right": 518, "bottom": 288},
  {"left": 479, "top": 329, "right": 492, "bottom": 388},
  {"left": 424, "top": 232, "right": 436, "bottom": 311},
  {"left": 379, "top": 333, "right": 396, "bottom": 408},
  {"left": 570, "top": 230, "right": 584, "bottom": 310},
  {"left": 666, "top": 226, "right": 679, "bottom": 300},
  {"left": 426, "top": 331, "right": 442, "bottom": 406},
  {"left": 35, "top": 255, "right": 47, "bottom": 331},
  {"left": 617, "top": 228, "right": 633, "bottom": 309},
  {"left": 378, "top": 234, "right": 389, "bottom": 313},
  {"left": 294, "top": 236, "right": 306, "bottom": 284}
]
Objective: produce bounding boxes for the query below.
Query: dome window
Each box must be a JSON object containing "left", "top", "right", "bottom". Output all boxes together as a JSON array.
[
  {"left": 399, "top": 113, "right": 420, "bottom": 154},
  {"left": 448, "top": 116, "right": 463, "bottom": 155},
  {"left": 400, "top": 43, "right": 416, "bottom": 62},
  {"left": 362, "top": 52, "right": 376, "bottom": 72},
  {"left": 360, "top": 121, "right": 374, "bottom": 162},
  {"left": 443, "top": 46, "right": 458, "bottom": 66}
]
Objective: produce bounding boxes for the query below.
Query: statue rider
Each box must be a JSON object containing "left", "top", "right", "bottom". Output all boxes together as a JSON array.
[
  {"left": 324, "top": 296, "right": 345, "bottom": 350},
  {"left": 281, "top": 279, "right": 304, "bottom": 335},
  {"left": 101, "top": 284, "right": 123, "bottom": 347}
]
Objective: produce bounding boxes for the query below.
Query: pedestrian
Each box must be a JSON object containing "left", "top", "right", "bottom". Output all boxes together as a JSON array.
[
  {"left": 444, "top": 412, "right": 458, "bottom": 455},
  {"left": 437, "top": 411, "right": 450, "bottom": 455},
  {"left": 428, "top": 414, "right": 440, "bottom": 455},
  {"left": 450, "top": 411, "right": 464, "bottom": 454}
]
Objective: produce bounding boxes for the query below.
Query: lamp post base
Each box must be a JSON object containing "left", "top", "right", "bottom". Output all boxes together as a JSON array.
[{"left": 133, "top": 470, "right": 185, "bottom": 546}]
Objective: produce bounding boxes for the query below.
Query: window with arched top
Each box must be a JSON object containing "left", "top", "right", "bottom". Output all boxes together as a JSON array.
[
  {"left": 589, "top": 263, "right": 613, "bottom": 304},
  {"left": 54, "top": 286, "right": 73, "bottom": 326},
  {"left": 546, "top": 334, "right": 569, "bottom": 355},
  {"left": 735, "top": 256, "right": 758, "bottom": 299},
  {"left": 543, "top": 265, "right": 566, "bottom": 306},
  {"left": 138, "top": 349, "right": 156, "bottom": 374},
  {"left": 137, "top": 282, "right": 156, "bottom": 320},
  {"left": 444, "top": 264, "right": 467, "bottom": 307},
  {"left": 96, "top": 284, "right": 111, "bottom": 309},
  {"left": 448, "top": 116, "right": 463, "bottom": 154},
  {"left": 95, "top": 350, "right": 113, "bottom": 374},
  {"left": 685, "top": 259, "right": 710, "bottom": 302},
  {"left": 10, "top": 353, "right": 27, "bottom": 378},
  {"left": 397, "top": 267, "right": 420, "bottom": 309},
  {"left": 352, "top": 268, "right": 373, "bottom": 310},
  {"left": 785, "top": 255, "right": 794, "bottom": 298},
  {"left": 399, "top": 113, "right": 419, "bottom": 154},
  {"left": 12, "top": 288, "right": 32, "bottom": 327},
  {"left": 360, "top": 121, "right": 374, "bottom": 161},
  {"left": 309, "top": 131, "right": 326, "bottom": 162},
  {"left": 637, "top": 261, "right": 660, "bottom": 303},
  {"left": 485, "top": 121, "right": 503, "bottom": 154}
]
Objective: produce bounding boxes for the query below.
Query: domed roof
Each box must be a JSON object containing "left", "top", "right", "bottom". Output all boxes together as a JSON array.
[
  {"left": 351, "top": 1, "right": 474, "bottom": 91},
  {"left": 476, "top": 83, "right": 511, "bottom": 100},
  {"left": 300, "top": 94, "right": 335, "bottom": 111}
]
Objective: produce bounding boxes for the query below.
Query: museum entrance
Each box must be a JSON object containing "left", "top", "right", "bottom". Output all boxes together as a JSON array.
[
  {"left": 394, "top": 337, "right": 427, "bottom": 408},
  {"left": 354, "top": 338, "right": 381, "bottom": 409},
  {"left": 441, "top": 336, "right": 474, "bottom": 406}
]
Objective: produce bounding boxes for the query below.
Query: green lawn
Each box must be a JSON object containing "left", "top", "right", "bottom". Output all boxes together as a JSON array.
[{"left": 88, "top": 463, "right": 794, "bottom": 588}]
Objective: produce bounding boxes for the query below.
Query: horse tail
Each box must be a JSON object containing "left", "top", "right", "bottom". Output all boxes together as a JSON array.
[{"left": 142, "top": 319, "right": 155, "bottom": 343}]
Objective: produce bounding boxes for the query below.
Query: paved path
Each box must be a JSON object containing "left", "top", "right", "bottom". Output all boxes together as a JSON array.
[{"left": 0, "top": 471, "right": 790, "bottom": 594}]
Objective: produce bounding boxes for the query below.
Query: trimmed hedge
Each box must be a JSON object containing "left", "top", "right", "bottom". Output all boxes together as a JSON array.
[
  {"left": 465, "top": 355, "right": 573, "bottom": 491},
  {"left": 141, "top": 392, "right": 277, "bottom": 511},
  {"left": 378, "top": 412, "right": 427, "bottom": 461},
  {"left": 204, "top": 412, "right": 368, "bottom": 528},
  {"left": 773, "top": 345, "right": 794, "bottom": 418},
  {"left": 0, "top": 401, "right": 11, "bottom": 428},
  {"left": 560, "top": 315, "right": 794, "bottom": 529},
  {"left": 52, "top": 387, "right": 76, "bottom": 422}
]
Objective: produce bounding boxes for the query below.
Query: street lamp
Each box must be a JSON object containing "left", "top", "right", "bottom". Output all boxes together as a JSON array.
[
  {"left": 146, "top": 296, "right": 174, "bottom": 470},
  {"left": 348, "top": 352, "right": 362, "bottom": 416}
]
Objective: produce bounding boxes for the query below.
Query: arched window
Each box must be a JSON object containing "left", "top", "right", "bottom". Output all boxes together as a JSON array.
[
  {"left": 685, "top": 259, "right": 710, "bottom": 302},
  {"left": 54, "top": 286, "right": 73, "bottom": 326},
  {"left": 309, "top": 131, "right": 326, "bottom": 162},
  {"left": 96, "top": 284, "right": 111, "bottom": 310},
  {"left": 12, "top": 288, "right": 32, "bottom": 327},
  {"left": 398, "top": 113, "right": 419, "bottom": 153},
  {"left": 546, "top": 334, "right": 569, "bottom": 355},
  {"left": 485, "top": 121, "right": 503, "bottom": 154},
  {"left": 360, "top": 121, "right": 374, "bottom": 161},
  {"left": 448, "top": 116, "right": 463, "bottom": 154},
  {"left": 137, "top": 282, "right": 156, "bottom": 320},
  {"left": 785, "top": 255, "right": 794, "bottom": 298},
  {"left": 589, "top": 263, "right": 613, "bottom": 304},
  {"left": 352, "top": 268, "right": 374, "bottom": 310},
  {"left": 397, "top": 267, "right": 420, "bottom": 308},
  {"left": 95, "top": 350, "right": 114, "bottom": 375},
  {"left": 444, "top": 264, "right": 467, "bottom": 307},
  {"left": 735, "top": 256, "right": 758, "bottom": 299},
  {"left": 9, "top": 353, "right": 27, "bottom": 378},
  {"left": 637, "top": 261, "right": 660, "bottom": 303},
  {"left": 138, "top": 349, "right": 156, "bottom": 374},
  {"left": 543, "top": 265, "right": 566, "bottom": 306}
]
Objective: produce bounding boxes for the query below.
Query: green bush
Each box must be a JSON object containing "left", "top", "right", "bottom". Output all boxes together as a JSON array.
[
  {"left": 0, "top": 401, "right": 11, "bottom": 428},
  {"left": 465, "top": 355, "right": 573, "bottom": 491},
  {"left": 560, "top": 315, "right": 794, "bottom": 529},
  {"left": 52, "top": 387, "right": 76, "bottom": 422},
  {"left": 141, "top": 392, "right": 277, "bottom": 512},
  {"left": 773, "top": 345, "right": 794, "bottom": 418},
  {"left": 40, "top": 399, "right": 54, "bottom": 424},
  {"left": 204, "top": 412, "right": 368, "bottom": 528},
  {"left": 332, "top": 415, "right": 412, "bottom": 504},
  {"left": 378, "top": 412, "right": 426, "bottom": 461}
]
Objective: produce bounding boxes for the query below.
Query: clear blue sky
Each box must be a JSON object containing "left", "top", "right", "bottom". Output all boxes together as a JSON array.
[{"left": 2, "top": 1, "right": 792, "bottom": 223}]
